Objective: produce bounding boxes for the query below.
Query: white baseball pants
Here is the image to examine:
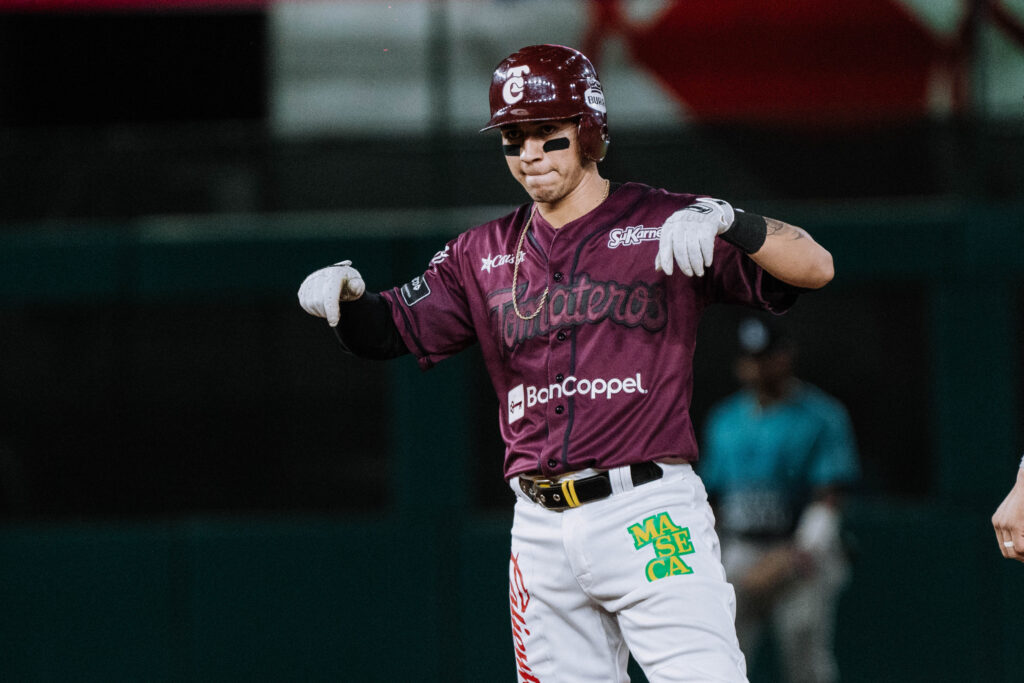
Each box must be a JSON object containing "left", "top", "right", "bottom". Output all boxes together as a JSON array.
[{"left": 508, "top": 463, "right": 748, "bottom": 683}]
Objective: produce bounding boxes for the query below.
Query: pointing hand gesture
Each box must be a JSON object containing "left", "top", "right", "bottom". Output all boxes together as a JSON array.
[{"left": 297, "top": 260, "right": 366, "bottom": 327}]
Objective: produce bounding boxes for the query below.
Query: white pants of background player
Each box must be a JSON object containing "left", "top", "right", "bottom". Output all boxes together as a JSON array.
[
  {"left": 508, "top": 463, "right": 748, "bottom": 683},
  {"left": 720, "top": 505, "right": 850, "bottom": 683}
]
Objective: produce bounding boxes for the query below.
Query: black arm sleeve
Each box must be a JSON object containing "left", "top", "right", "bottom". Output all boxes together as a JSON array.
[{"left": 332, "top": 292, "right": 410, "bottom": 360}]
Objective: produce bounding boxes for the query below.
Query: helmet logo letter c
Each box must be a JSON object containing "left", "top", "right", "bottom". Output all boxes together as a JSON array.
[{"left": 502, "top": 66, "right": 531, "bottom": 105}]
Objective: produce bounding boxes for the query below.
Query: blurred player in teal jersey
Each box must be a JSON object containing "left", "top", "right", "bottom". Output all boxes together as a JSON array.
[{"left": 700, "top": 317, "right": 859, "bottom": 683}]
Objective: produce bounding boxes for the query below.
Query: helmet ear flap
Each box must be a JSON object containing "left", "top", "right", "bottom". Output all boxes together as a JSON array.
[{"left": 577, "top": 116, "right": 610, "bottom": 163}]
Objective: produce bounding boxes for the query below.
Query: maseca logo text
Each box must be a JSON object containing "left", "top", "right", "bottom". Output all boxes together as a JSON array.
[
  {"left": 508, "top": 372, "right": 648, "bottom": 423},
  {"left": 627, "top": 511, "right": 696, "bottom": 582}
]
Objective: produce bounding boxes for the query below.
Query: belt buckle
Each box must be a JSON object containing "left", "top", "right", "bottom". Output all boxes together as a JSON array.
[{"left": 529, "top": 477, "right": 581, "bottom": 510}]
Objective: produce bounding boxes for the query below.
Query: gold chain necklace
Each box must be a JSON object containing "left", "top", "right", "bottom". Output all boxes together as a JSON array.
[
  {"left": 511, "top": 179, "right": 610, "bottom": 322},
  {"left": 511, "top": 205, "right": 544, "bottom": 321}
]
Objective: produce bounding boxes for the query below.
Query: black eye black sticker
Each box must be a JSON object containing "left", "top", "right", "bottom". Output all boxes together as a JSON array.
[{"left": 543, "top": 137, "right": 570, "bottom": 152}]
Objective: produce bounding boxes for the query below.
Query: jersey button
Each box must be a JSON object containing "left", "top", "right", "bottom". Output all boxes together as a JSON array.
[
  {"left": 556, "top": 331, "right": 567, "bottom": 341},
  {"left": 555, "top": 405, "right": 564, "bottom": 414},
  {"left": 553, "top": 271, "right": 564, "bottom": 282},
  {"left": 547, "top": 459, "right": 558, "bottom": 468},
  {"left": 555, "top": 373, "right": 564, "bottom": 382}
]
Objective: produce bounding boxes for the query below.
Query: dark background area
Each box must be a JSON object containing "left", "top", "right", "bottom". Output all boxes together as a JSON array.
[{"left": 0, "top": 12, "right": 266, "bottom": 127}]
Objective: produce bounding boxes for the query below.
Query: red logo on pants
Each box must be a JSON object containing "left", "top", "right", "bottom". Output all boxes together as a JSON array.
[{"left": 510, "top": 553, "right": 540, "bottom": 683}]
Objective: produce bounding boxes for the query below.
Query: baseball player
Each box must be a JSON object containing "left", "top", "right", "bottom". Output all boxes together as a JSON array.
[
  {"left": 298, "top": 44, "right": 835, "bottom": 683},
  {"left": 699, "top": 317, "right": 860, "bottom": 683}
]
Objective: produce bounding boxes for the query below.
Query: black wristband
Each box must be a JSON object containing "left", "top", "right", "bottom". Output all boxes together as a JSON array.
[
  {"left": 334, "top": 291, "right": 409, "bottom": 359},
  {"left": 721, "top": 211, "right": 767, "bottom": 254}
]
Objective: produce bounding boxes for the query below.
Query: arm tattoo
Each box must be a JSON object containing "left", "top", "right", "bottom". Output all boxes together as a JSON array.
[{"left": 766, "top": 218, "right": 806, "bottom": 241}]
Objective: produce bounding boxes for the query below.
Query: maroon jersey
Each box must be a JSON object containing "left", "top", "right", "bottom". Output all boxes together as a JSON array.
[{"left": 380, "top": 182, "right": 797, "bottom": 479}]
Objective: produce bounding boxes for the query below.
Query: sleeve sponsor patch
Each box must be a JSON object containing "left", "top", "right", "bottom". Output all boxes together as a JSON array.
[{"left": 400, "top": 276, "right": 431, "bottom": 306}]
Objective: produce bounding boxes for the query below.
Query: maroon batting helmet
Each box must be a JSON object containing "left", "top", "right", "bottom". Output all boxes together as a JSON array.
[{"left": 481, "top": 44, "right": 610, "bottom": 163}]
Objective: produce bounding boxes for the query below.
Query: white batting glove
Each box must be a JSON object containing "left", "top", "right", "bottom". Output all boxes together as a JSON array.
[
  {"left": 297, "top": 260, "right": 366, "bottom": 327},
  {"left": 654, "top": 198, "right": 736, "bottom": 277}
]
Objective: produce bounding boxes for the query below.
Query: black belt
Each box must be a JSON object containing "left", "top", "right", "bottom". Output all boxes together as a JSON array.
[{"left": 518, "top": 462, "right": 663, "bottom": 511}]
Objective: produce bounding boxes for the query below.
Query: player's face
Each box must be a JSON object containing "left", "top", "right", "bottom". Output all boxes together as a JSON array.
[{"left": 500, "top": 119, "right": 591, "bottom": 204}]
